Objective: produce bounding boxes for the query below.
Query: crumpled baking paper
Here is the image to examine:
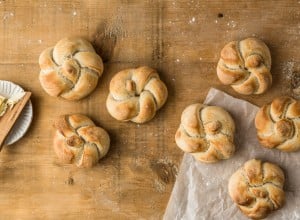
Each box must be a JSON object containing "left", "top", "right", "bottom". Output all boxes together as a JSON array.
[{"left": 164, "top": 88, "right": 300, "bottom": 220}]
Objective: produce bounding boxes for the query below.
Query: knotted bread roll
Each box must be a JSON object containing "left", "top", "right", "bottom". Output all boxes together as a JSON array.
[
  {"left": 175, "top": 103, "right": 235, "bottom": 163},
  {"left": 39, "top": 37, "right": 103, "bottom": 100},
  {"left": 255, "top": 96, "right": 300, "bottom": 152},
  {"left": 106, "top": 66, "right": 168, "bottom": 123},
  {"left": 228, "top": 159, "right": 285, "bottom": 219},
  {"left": 217, "top": 37, "right": 272, "bottom": 95},
  {"left": 53, "top": 114, "right": 110, "bottom": 168}
]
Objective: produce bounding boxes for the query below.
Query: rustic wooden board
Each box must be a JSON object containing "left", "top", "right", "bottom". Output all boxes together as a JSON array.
[{"left": 0, "top": 0, "right": 299, "bottom": 219}]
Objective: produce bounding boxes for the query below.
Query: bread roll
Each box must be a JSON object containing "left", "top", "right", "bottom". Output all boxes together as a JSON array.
[
  {"left": 217, "top": 37, "right": 272, "bottom": 95},
  {"left": 255, "top": 96, "right": 300, "bottom": 152},
  {"left": 106, "top": 66, "right": 168, "bottom": 123},
  {"left": 228, "top": 159, "right": 285, "bottom": 219},
  {"left": 39, "top": 37, "right": 103, "bottom": 100},
  {"left": 53, "top": 114, "right": 110, "bottom": 168},
  {"left": 175, "top": 103, "right": 235, "bottom": 163}
]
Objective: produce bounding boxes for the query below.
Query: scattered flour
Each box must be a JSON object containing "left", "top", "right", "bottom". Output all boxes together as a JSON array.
[
  {"left": 2, "top": 11, "right": 14, "bottom": 20},
  {"left": 154, "top": 179, "right": 166, "bottom": 193},
  {"left": 227, "top": 20, "right": 237, "bottom": 28},
  {"left": 189, "top": 17, "right": 196, "bottom": 24},
  {"left": 283, "top": 61, "right": 295, "bottom": 80},
  {"left": 104, "top": 12, "right": 127, "bottom": 38},
  {"left": 27, "top": 39, "right": 43, "bottom": 45},
  {"left": 280, "top": 61, "right": 300, "bottom": 98}
]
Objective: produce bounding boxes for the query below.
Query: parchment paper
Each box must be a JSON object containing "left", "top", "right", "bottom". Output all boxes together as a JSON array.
[{"left": 164, "top": 88, "right": 300, "bottom": 220}]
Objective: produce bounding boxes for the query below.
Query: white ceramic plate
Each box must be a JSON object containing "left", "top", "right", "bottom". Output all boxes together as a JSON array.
[{"left": 0, "top": 80, "right": 33, "bottom": 145}]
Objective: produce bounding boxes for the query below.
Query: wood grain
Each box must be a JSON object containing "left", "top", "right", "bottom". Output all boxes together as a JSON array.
[{"left": 0, "top": 0, "right": 299, "bottom": 219}]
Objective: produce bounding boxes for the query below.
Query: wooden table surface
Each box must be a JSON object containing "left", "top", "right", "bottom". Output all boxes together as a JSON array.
[{"left": 0, "top": 0, "right": 299, "bottom": 219}]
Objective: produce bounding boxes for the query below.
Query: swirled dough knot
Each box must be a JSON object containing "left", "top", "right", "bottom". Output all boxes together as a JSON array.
[
  {"left": 53, "top": 114, "right": 110, "bottom": 168},
  {"left": 39, "top": 37, "right": 104, "bottom": 100},
  {"left": 106, "top": 66, "right": 168, "bottom": 123},
  {"left": 228, "top": 159, "right": 285, "bottom": 219},
  {"left": 255, "top": 96, "right": 300, "bottom": 152},
  {"left": 175, "top": 103, "right": 235, "bottom": 163},
  {"left": 217, "top": 37, "right": 272, "bottom": 95}
]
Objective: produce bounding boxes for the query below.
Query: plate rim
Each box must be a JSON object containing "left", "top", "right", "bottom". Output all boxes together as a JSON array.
[{"left": 0, "top": 80, "right": 33, "bottom": 145}]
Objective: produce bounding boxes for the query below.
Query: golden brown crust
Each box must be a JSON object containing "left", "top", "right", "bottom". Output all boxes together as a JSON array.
[
  {"left": 39, "top": 37, "right": 103, "bottom": 101},
  {"left": 106, "top": 66, "right": 168, "bottom": 123},
  {"left": 228, "top": 159, "right": 285, "bottom": 219},
  {"left": 217, "top": 37, "right": 272, "bottom": 95},
  {"left": 53, "top": 114, "right": 110, "bottom": 168},
  {"left": 255, "top": 96, "right": 300, "bottom": 152},
  {"left": 174, "top": 103, "right": 235, "bottom": 163}
]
